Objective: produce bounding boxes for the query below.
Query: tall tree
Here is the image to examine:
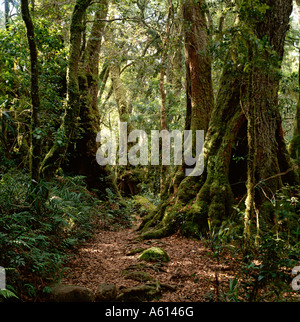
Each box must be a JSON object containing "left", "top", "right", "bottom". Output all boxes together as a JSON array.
[
  {"left": 289, "top": 0, "right": 300, "bottom": 164},
  {"left": 67, "top": 0, "right": 113, "bottom": 191},
  {"left": 183, "top": 0, "right": 214, "bottom": 133},
  {"left": 40, "top": 0, "right": 92, "bottom": 179},
  {"left": 21, "top": 0, "right": 41, "bottom": 185},
  {"left": 159, "top": 0, "right": 173, "bottom": 194},
  {"left": 139, "top": 0, "right": 298, "bottom": 239}
]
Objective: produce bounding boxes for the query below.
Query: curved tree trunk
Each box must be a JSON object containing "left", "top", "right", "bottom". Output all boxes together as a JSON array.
[{"left": 139, "top": 0, "right": 298, "bottom": 239}]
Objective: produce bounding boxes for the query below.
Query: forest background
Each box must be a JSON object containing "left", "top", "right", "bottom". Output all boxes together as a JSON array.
[{"left": 0, "top": 0, "right": 299, "bottom": 302}]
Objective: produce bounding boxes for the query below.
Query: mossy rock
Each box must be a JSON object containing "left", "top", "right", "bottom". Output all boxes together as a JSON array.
[
  {"left": 138, "top": 247, "right": 170, "bottom": 262},
  {"left": 116, "top": 283, "right": 161, "bottom": 302},
  {"left": 49, "top": 283, "right": 94, "bottom": 302}
]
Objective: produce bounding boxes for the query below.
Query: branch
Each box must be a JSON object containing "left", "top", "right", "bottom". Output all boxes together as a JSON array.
[{"left": 86, "top": 16, "right": 162, "bottom": 35}]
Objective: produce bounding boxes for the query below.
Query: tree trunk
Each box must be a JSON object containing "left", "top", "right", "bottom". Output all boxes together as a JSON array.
[
  {"left": 110, "top": 63, "right": 131, "bottom": 125},
  {"left": 21, "top": 0, "right": 41, "bottom": 185},
  {"left": 139, "top": 0, "right": 298, "bottom": 240},
  {"left": 159, "top": 0, "right": 173, "bottom": 195},
  {"left": 244, "top": 45, "right": 256, "bottom": 248},
  {"left": 183, "top": 0, "right": 214, "bottom": 133},
  {"left": 5, "top": 0, "right": 9, "bottom": 29},
  {"left": 67, "top": 0, "right": 115, "bottom": 191},
  {"left": 39, "top": 0, "right": 92, "bottom": 179},
  {"left": 289, "top": 0, "right": 300, "bottom": 164}
]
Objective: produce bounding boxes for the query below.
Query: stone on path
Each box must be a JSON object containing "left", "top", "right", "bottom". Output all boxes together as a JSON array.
[
  {"left": 95, "top": 283, "right": 117, "bottom": 302},
  {"left": 139, "top": 247, "right": 170, "bottom": 262},
  {"left": 49, "top": 283, "right": 94, "bottom": 302}
]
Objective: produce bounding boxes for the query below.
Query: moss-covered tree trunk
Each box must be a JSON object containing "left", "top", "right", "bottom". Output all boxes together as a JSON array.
[
  {"left": 40, "top": 0, "right": 116, "bottom": 193},
  {"left": 67, "top": 0, "right": 115, "bottom": 191},
  {"left": 21, "top": 0, "right": 41, "bottom": 185},
  {"left": 63, "top": 0, "right": 93, "bottom": 160},
  {"left": 139, "top": 0, "right": 298, "bottom": 239},
  {"left": 110, "top": 63, "right": 131, "bottom": 125},
  {"left": 39, "top": 0, "right": 92, "bottom": 179}
]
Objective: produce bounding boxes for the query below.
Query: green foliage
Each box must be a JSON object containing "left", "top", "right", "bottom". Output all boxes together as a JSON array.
[
  {"left": 0, "top": 170, "right": 107, "bottom": 300},
  {"left": 0, "top": 17, "right": 67, "bottom": 163},
  {"left": 211, "top": 184, "right": 300, "bottom": 302}
]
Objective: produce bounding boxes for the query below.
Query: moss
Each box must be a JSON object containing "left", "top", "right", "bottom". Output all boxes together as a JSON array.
[
  {"left": 139, "top": 201, "right": 167, "bottom": 232},
  {"left": 176, "top": 175, "right": 201, "bottom": 203},
  {"left": 133, "top": 195, "right": 156, "bottom": 213},
  {"left": 141, "top": 227, "right": 168, "bottom": 240},
  {"left": 259, "top": 200, "right": 275, "bottom": 226},
  {"left": 116, "top": 283, "right": 161, "bottom": 301},
  {"left": 139, "top": 247, "right": 170, "bottom": 262},
  {"left": 181, "top": 200, "right": 209, "bottom": 237}
]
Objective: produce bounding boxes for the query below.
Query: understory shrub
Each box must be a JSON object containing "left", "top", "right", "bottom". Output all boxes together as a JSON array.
[{"left": 0, "top": 170, "right": 117, "bottom": 301}]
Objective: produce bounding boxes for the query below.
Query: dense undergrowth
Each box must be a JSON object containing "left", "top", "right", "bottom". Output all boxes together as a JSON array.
[
  {"left": 204, "top": 183, "right": 300, "bottom": 302},
  {"left": 0, "top": 169, "right": 133, "bottom": 301},
  {"left": 0, "top": 165, "right": 299, "bottom": 302}
]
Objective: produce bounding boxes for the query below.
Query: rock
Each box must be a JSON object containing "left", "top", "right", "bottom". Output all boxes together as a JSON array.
[
  {"left": 95, "top": 283, "right": 117, "bottom": 302},
  {"left": 123, "top": 271, "right": 153, "bottom": 282},
  {"left": 139, "top": 247, "right": 170, "bottom": 262},
  {"left": 116, "top": 283, "right": 161, "bottom": 302},
  {"left": 49, "top": 283, "right": 94, "bottom": 302}
]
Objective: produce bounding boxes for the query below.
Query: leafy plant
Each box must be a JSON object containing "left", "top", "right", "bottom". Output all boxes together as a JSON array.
[{"left": 0, "top": 171, "right": 109, "bottom": 300}]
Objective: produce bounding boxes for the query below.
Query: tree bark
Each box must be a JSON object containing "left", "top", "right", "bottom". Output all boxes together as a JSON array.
[
  {"left": 39, "top": 0, "right": 92, "bottom": 179},
  {"left": 139, "top": 0, "right": 298, "bottom": 239},
  {"left": 110, "top": 63, "right": 131, "bottom": 124},
  {"left": 183, "top": 0, "right": 214, "bottom": 133},
  {"left": 21, "top": 0, "right": 41, "bottom": 184},
  {"left": 5, "top": 0, "right": 9, "bottom": 30},
  {"left": 67, "top": 0, "right": 113, "bottom": 191},
  {"left": 159, "top": 0, "right": 173, "bottom": 194},
  {"left": 289, "top": 0, "right": 300, "bottom": 164}
]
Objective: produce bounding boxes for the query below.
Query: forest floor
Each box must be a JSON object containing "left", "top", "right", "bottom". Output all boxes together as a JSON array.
[{"left": 61, "top": 215, "right": 239, "bottom": 302}]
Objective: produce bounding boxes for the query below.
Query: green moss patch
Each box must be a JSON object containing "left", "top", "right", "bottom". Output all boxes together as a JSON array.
[{"left": 138, "top": 247, "right": 170, "bottom": 262}]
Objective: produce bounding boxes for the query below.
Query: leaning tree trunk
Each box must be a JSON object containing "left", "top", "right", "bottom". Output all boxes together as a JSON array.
[{"left": 139, "top": 0, "right": 298, "bottom": 239}]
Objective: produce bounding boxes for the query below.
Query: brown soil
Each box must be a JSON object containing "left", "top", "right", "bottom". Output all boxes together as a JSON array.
[{"left": 61, "top": 217, "right": 238, "bottom": 302}]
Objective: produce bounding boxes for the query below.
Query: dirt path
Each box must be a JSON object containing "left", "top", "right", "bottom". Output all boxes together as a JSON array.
[{"left": 61, "top": 218, "right": 237, "bottom": 301}]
